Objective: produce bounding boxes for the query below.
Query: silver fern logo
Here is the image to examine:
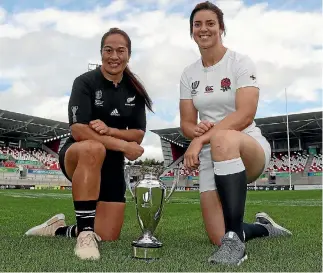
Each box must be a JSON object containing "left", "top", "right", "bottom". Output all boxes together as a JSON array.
[
  {"left": 127, "top": 95, "right": 136, "bottom": 103},
  {"left": 125, "top": 95, "right": 136, "bottom": 106}
]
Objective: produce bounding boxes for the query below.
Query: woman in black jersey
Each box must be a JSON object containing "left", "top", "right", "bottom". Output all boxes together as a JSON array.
[{"left": 25, "top": 28, "right": 153, "bottom": 260}]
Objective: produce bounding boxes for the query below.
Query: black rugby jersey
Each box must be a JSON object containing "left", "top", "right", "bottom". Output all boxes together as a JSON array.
[{"left": 66, "top": 67, "right": 146, "bottom": 165}]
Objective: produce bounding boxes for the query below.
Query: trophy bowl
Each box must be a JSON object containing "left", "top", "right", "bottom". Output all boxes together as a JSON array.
[{"left": 125, "top": 167, "right": 180, "bottom": 260}]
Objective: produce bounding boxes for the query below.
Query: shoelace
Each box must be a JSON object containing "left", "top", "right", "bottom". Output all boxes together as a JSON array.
[
  {"left": 79, "top": 233, "right": 99, "bottom": 248},
  {"left": 218, "top": 238, "right": 240, "bottom": 257}
]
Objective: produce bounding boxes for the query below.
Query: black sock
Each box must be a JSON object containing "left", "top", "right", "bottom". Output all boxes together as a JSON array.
[
  {"left": 214, "top": 157, "right": 247, "bottom": 242},
  {"left": 74, "top": 200, "right": 97, "bottom": 234},
  {"left": 55, "top": 225, "right": 77, "bottom": 237},
  {"left": 243, "top": 222, "right": 269, "bottom": 241}
]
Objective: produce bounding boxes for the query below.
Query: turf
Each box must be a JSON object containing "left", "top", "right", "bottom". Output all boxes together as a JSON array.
[{"left": 0, "top": 189, "right": 321, "bottom": 272}]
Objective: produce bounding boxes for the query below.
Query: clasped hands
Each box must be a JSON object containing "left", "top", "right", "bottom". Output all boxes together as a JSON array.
[
  {"left": 89, "top": 119, "right": 143, "bottom": 161},
  {"left": 184, "top": 120, "right": 214, "bottom": 170},
  {"left": 89, "top": 119, "right": 113, "bottom": 136}
]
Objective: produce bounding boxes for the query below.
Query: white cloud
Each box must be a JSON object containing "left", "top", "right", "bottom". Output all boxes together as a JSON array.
[
  {"left": 290, "top": 107, "right": 323, "bottom": 115},
  {"left": 0, "top": 0, "right": 321, "bottom": 160},
  {"left": 31, "top": 96, "right": 69, "bottom": 122},
  {"left": 97, "top": 0, "right": 128, "bottom": 15}
]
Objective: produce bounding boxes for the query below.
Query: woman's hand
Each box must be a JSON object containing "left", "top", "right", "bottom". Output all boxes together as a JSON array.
[{"left": 194, "top": 120, "right": 214, "bottom": 137}]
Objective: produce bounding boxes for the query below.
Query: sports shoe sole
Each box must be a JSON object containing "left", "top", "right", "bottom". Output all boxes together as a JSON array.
[
  {"left": 237, "top": 254, "right": 248, "bottom": 266},
  {"left": 25, "top": 213, "right": 65, "bottom": 236},
  {"left": 255, "top": 212, "right": 292, "bottom": 235},
  {"left": 209, "top": 253, "right": 248, "bottom": 266}
]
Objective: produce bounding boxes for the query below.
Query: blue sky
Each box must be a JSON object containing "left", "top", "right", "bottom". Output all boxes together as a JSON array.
[
  {"left": 1, "top": 0, "right": 321, "bottom": 13},
  {"left": 258, "top": 92, "right": 322, "bottom": 118},
  {"left": 0, "top": 82, "right": 11, "bottom": 92}
]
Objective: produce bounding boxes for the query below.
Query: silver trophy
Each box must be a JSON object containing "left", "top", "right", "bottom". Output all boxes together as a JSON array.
[{"left": 125, "top": 166, "right": 180, "bottom": 260}]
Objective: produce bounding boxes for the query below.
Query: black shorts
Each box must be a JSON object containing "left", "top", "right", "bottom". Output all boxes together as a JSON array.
[{"left": 59, "top": 139, "right": 126, "bottom": 203}]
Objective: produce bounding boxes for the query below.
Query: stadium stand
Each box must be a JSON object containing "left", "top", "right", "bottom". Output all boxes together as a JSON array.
[
  {"left": 0, "top": 109, "right": 70, "bottom": 186},
  {"left": 309, "top": 153, "right": 323, "bottom": 172},
  {"left": 0, "top": 108, "right": 322, "bottom": 189},
  {"left": 29, "top": 148, "right": 60, "bottom": 170},
  {"left": 152, "top": 111, "right": 322, "bottom": 188},
  {"left": 162, "top": 151, "right": 322, "bottom": 177},
  {"left": 0, "top": 145, "right": 60, "bottom": 170},
  {"left": 267, "top": 151, "right": 309, "bottom": 173}
]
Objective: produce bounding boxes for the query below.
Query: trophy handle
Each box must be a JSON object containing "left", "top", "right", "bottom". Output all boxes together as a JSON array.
[
  {"left": 124, "top": 165, "right": 135, "bottom": 199},
  {"left": 163, "top": 167, "right": 180, "bottom": 203}
]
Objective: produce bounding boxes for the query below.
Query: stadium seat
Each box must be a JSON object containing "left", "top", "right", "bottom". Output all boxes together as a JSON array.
[
  {"left": 266, "top": 151, "right": 309, "bottom": 173},
  {"left": 309, "top": 154, "right": 322, "bottom": 172},
  {"left": 161, "top": 150, "right": 316, "bottom": 179},
  {"left": 0, "top": 146, "right": 60, "bottom": 170},
  {"left": 28, "top": 148, "right": 60, "bottom": 170}
]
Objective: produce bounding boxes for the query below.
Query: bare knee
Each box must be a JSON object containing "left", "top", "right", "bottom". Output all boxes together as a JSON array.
[
  {"left": 94, "top": 202, "right": 124, "bottom": 242},
  {"left": 96, "top": 230, "right": 120, "bottom": 241},
  {"left": 210, "top": 130, "right": 240, "bottom": 161},
  {"left": 78, "top": 140, "right": 106, "bottom": 166},
  {"left": 94, "top": 226, "right": 121, "bottom": 242}
]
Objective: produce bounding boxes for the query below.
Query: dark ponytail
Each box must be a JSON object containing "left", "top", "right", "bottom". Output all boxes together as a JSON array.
[
  {"left": 101, "top": 28, "right": 153, "bottom": 112},
  {"left": 124, "top": 66, "right": 153, "bottom": 112}
]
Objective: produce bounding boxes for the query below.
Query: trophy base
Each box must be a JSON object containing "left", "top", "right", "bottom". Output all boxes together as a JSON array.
[
  {"left": 132, "top": 245, "right": 162, "bottom": 260},
  {"left": 131, "top": 234, "right": 162, "bottom": 260}
]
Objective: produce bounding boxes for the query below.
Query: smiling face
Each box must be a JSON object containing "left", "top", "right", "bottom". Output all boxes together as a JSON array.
[
  {"left": 101, "top": 33, "right": 130, "bottom": 76},
  {"left": 192, "top": 9, "right": 223, "bottom": 50}
]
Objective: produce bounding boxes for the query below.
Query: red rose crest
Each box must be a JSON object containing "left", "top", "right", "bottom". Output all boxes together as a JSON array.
[{"left": 220, "top": 78, "right": 231, "bottom": 92}]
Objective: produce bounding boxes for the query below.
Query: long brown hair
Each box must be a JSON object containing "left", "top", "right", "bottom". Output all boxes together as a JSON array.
[{"left": 100, "top": 28, "right": 153, "bottom": 112}]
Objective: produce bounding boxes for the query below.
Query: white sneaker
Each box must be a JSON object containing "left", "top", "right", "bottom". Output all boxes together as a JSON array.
[
  {"left": 74, "top": 231, "right": 101, "bottom": 260},
  {"left": 25, "top": 214, "right": 66, "bottom": 236}
]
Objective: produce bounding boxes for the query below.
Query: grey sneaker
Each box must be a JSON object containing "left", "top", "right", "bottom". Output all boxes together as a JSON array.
[
  {"left": 208, "top": 231, "right": 247, "bottom": 266},
  {"left": 255, "top": 212, "right": 292, "bottom": 237}
]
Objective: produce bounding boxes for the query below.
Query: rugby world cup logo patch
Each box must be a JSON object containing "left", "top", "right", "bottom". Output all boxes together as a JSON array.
[
  {"left": 71, "top": 106, "right": 78, "bottom": 123},
  {"left": 191, "top": 81, "right": 200, "bottom": 96}
]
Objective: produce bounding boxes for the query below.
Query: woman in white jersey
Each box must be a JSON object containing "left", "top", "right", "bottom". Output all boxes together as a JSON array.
[{"left": 180, "top": 1, "right": 292, "bottom": 266}]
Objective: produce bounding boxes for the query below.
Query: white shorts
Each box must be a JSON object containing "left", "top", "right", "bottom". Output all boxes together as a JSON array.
[{"left": 198, "top": 128, "right": 271, "bottom": 193}]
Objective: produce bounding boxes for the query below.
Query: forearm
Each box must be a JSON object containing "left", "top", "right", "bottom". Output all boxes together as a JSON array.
[
  {"left": 109, "top": 128, "right": 144, "bottom": 144},
  {"left": 180, "top": 121, "right": 197, "bottom": 140},
  {"left": 199, "top": 111, "right": 253, "bottom": 145},
  {"left": 71, "top": 124, "right": 127, "bottom": 152}
]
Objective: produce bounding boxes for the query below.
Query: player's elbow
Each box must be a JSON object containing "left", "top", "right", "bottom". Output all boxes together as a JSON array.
[
  {"left": 70, "top": 123, "right": 90, "bottom": 142},
  {"left": 136, "top": 130, "right": 145, "bottom": 144},
  {"left": 241, "top": 111, "right": 255, "bottom": 129}
]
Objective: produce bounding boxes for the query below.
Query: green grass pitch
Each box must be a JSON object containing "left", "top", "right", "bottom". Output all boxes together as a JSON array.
[{"left": 0, "top": 189, "right": 321, "bottom": 272}]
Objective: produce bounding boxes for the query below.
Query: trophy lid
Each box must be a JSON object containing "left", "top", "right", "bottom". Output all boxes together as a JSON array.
[{"left": 136, "top": 174, "right": 163, "bottom": 189}]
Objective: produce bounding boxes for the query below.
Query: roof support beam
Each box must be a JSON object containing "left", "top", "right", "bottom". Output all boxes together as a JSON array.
[
  {"left": 282, "top": 117, "right": 298, "bottom": 138},
  {"left": 314, "top": 115, "right": 322, "bottom": 130},
  {"left": 27, "top": 123, "right": 60, "bottom": 139},
  {"left": 0, "top": 118, "right": 33, "bottom": 136},
  {"left": 294, "top": 120, "right": 315, "bottom": 132}
]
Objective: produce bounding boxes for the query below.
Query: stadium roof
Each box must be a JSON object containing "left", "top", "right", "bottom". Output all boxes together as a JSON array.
[
  {"left": 0, "top": 108, "right": 321, "bottom": 145},
  {"left": 0, "top": 109, "right": 70, "bottom": 142},
  {"left": 151, "top": 111, "right": 322, "bottom": 147}
]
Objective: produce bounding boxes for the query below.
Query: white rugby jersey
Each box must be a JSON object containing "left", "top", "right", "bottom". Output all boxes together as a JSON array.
[{"left": 180, "top": 49, "right": 259, "bottom": 134}]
